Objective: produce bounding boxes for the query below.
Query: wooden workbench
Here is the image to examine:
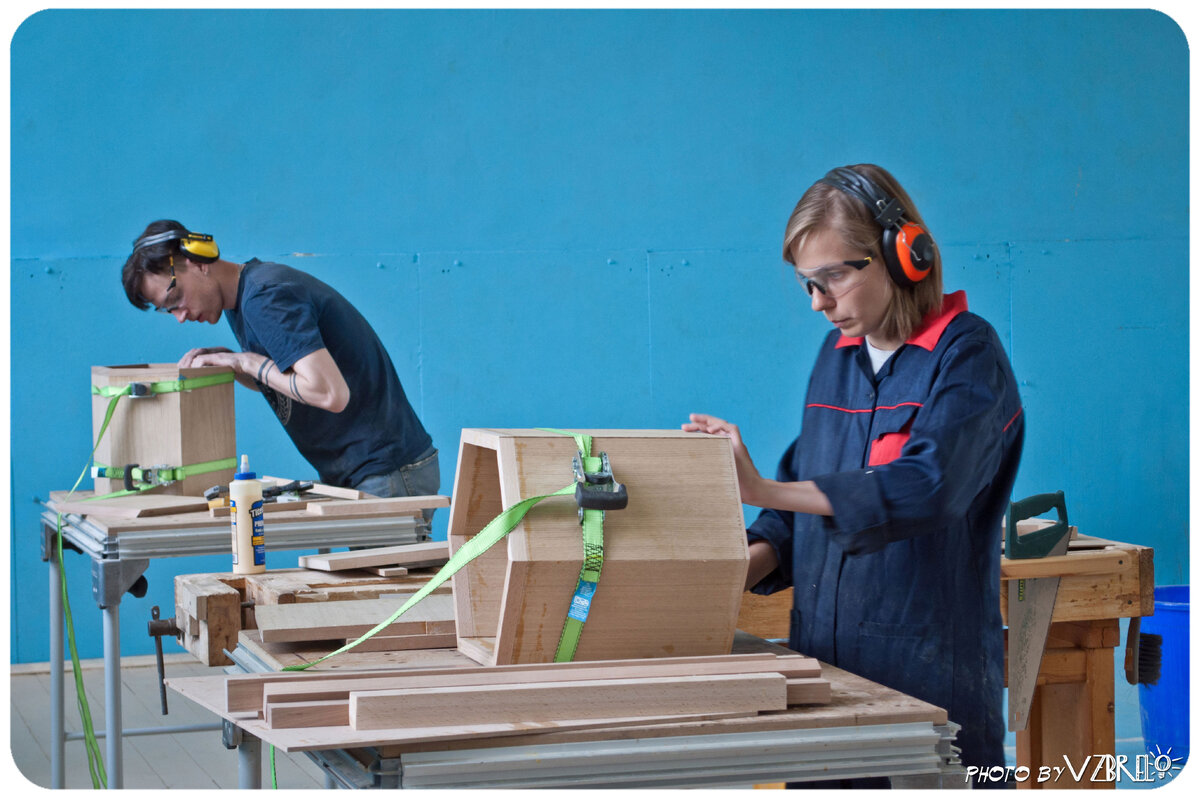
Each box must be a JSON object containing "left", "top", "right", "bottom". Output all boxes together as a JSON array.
[
  {"left": 1000, "top": 534, "right": 1154, "bottom": 790},
  {"left": 739, "top": 531, "right": 1155, "bottom": 789},
  {"left": 167, "top": 631, "right": 960, "bottom": 787}
]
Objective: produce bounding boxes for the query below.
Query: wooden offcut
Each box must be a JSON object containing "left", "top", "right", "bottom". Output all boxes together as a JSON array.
[
  {"left": 297, "top": 541, "right": 449, "bottom": 572},
  {"left": 306, "top": 496, "right": 450, "bottom": 518},
  {"left": 348, "top": 672, "right": 787, "bottom": 731},
  {"left": 174, "top": 573, "right": 247, "bottom": 666},
  {"left": 448, "top": 429, "right": 749, "bottom": 665},
  {"left": 255, "top": 594, "right": 455, "bottom": 643},
  {"left": 91, "top": 363, "right": 236, "bottom": 497}
]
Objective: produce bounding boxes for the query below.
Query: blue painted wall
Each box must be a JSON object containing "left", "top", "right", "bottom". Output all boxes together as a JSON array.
[{"left": 8, "top": 9, "right": 1188, "bottom": 668}]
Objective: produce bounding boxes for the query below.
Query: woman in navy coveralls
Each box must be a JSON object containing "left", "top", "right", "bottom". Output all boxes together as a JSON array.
[{"left": 685, "top": 164, "right": 1024, "bottom": 786}]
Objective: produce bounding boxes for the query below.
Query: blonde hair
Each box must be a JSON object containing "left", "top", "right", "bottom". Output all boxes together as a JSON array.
[{"left": 782, "top": 164, "right": 943, "bottom": 342}]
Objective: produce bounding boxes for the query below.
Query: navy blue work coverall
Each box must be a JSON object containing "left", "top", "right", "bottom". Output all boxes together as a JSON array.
[{"left": 747, "top": 291, "right": 1024, "bottom": 772}]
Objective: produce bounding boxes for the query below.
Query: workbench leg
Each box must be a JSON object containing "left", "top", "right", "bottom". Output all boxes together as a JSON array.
[
  {"left": 49, "top": 544, "right": 65, "bottom": 790},
  {"left": 238, "top": 735, "right": 263, "bottom": 788},
  {"left": 1015, "top": 619, "right": 1119, "bottom": 789},
  {"left": 103, "top": 605, "right": 123, "bottom": 788}
]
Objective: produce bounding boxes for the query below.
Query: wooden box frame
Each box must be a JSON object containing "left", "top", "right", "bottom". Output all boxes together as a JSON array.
[
  {"left": 91, "top": 363, "right": 237, "bottom": 497},
  {"left": 448, "top": 429, "right": 749, "bottom": 666}
]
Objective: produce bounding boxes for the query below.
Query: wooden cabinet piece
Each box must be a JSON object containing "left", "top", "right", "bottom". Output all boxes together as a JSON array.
[
  {"left": 447, "top": 429, "right": 750, "bottom": 666},
  {"left": 91, "top": 363, "right": 236, "bottom": 497}
]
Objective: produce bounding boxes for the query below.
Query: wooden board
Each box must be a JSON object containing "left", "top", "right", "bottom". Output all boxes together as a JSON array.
[
  {"left": 349, "top": 672, "right": 787, "bottom": 730},
  {"left": 340, "top": 632, "right": 459, "bottom": 653},
  {"left": 252, "top": 653, "right": 819, "bottom": 714},
  {"left": 210, "top": 499, "right": 315, "bottom": 517},
  {"left": 254, "top": 594, "right": 455, "bottom": 643},
  {"left": 167, "top": 636, "right": 944, "bottom": 755},
  {"left": 306, "top": 496, "right": 450, "bottom": 517},
  {"left": 49, "top": 490, "right": 211, "bottom": 519},
  {"left": 262, "top": 476, "right": 367, "bottom": 501},
  {"left": 241, "top": 568, "right": 449, "bottom": 606},
  {"left": 298, "top": 541, "right": 450, "bottom": 572}
]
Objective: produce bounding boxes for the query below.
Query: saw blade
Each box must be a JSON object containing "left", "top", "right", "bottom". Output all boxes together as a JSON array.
[{"left": 1007, "top": 534, "right": 1071, "bottom": 731}]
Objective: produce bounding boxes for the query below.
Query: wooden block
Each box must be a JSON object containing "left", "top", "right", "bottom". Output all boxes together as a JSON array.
[
  {"left": 265, "top": 699, "right": 350, "bottom": 729},
  {"left": 361, "top": 566, "right": 410, "bottom": 577},
  {"left": 298, "top": 541, "right": 450, "bottom": 572},
  {"left": 737, "top": 588, "right": 794, "bottom": 641},
  {"left": 349, "top": 672, "right": 787, "bottom": 731},
  {"left": 255, "top": 594, "right": 455, "bottom": 643},
  {"left": 307, "top": 496, "right": 450, "bottom": 517},
  {"left": 174, "top": 572, "right": 246, "bottom": 666},
  {"left": 448, "top": 429, "right": 749, "bottom": 665},
  {"left": 91, "top": 363, "right": 236, "bottom": 497},
  {"left": 785, "top": 677, "right": 832, "bottom": 706}
]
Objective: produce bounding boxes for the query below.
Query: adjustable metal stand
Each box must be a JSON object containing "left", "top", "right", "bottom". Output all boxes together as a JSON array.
[{"left": 42, "top": 506, "right": 426, "bottom": 789}]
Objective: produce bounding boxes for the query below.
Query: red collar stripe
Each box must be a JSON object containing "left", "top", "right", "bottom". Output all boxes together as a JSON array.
[
  {"left": 806, "top": 401, "right": 925, "bottom": 414},
  {"left": 835, "top": 290, "right": 969, "bottom": 350}
]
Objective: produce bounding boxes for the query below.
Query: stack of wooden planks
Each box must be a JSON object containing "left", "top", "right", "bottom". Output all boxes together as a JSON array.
[
  {"left": 224, "top": 652, "right": 830, "bottom": 739},
  {"left": 254, "top": 594, "right": 457, "bottom": 652},
  {"left": 176, "top": 562, "right": 454, "bottom": 666}
]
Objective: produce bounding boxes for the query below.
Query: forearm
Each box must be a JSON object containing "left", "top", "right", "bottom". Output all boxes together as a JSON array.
[
  {"left": 742, "top": 476, "right": 834, "bottom": 516},
  {"left": 252, "top": 353, "right": 349, "bottom": 412},
  {"left": 745, "top": 539, "right": 779, "bottom": 590}
]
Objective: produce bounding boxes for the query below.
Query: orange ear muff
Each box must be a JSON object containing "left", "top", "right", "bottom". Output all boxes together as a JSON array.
[{"left": 895, "top": 222, "right": 935, "bottom": 285}]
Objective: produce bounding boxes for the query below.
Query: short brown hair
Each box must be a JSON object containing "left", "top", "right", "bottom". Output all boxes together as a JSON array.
[
  {"left": 782, "top": 164, "right": 943, "bottom": 342},
  {"left": 121, "top": 219, "right": 188, "bottom": 310}
]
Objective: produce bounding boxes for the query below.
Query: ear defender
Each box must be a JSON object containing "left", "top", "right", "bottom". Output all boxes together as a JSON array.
[
  {"left": 818, "top": 167, "right": 934, "bottom": 289},
  {"left": 132, "top": 228, "right": 220, "bottom": 264}
]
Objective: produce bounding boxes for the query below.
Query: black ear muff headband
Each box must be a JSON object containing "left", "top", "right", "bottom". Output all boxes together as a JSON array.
[
  {"left": 818, "top": 167, "right": 935, "bottom": 288},
  {"left": 132, "top": 228, "right": 220, "bottom": 264}
]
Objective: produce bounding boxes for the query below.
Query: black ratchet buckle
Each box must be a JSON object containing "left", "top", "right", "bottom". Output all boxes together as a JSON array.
[{"left": 572, "top": 451, "right": 628, "bottom": 521}]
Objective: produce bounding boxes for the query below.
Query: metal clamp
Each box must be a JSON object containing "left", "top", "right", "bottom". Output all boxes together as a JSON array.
[
  {"left": 572, "top": 451, "right": 628, "bottom": 519},
  {"left": 127, "top": 382, "right": 154, "bottom": 398}
]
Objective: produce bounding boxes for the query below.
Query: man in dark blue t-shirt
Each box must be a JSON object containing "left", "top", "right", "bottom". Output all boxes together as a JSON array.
[{"left": 120, "top": 220, "right": 438, "bottom": 515}]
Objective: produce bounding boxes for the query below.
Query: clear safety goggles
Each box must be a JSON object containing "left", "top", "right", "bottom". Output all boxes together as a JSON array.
[{"left": 795, "top": 257, "right": 873, "bottom": 298}]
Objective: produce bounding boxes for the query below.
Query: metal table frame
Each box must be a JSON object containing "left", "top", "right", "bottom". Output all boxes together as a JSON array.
[{"left": 41, "top": 505, "right": 427, "bottom": 789}]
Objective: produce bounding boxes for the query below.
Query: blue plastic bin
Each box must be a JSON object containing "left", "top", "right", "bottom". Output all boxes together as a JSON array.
[{"left": 1137, "top": 585, "right": 1189, "bottom": 767}]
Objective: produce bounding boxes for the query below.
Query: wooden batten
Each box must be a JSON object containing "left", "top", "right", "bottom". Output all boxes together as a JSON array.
[
  {"left": 348, "top": 672, "right": 786, "bottom": 731},
  {"left": 91, "top": 363, "right": 236, "bottom": 497},
  {"left": 448, "top": 429, "right": 750, "bottom": 666}
]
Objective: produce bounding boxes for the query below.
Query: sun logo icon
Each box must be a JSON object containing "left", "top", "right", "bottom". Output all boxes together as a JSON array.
[{"left": 1148, "top": 745, "right": 1185, "bottom": 781}]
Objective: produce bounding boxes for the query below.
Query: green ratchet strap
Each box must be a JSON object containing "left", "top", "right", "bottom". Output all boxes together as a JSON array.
[
  {"left": 90, "top": 370, "right": 235, "bottom": 399},
  {"left": 550, "top": 430, "right": 605, "bottom": 663},
  {"left": 282, "top": 482, "right": 578, "bottom": 671},
  {"left": 91, "top": 457, "right": 237, "bottom": 493},
  {"left": 281, "top": 428, "right": 623, "bottom": 672}
]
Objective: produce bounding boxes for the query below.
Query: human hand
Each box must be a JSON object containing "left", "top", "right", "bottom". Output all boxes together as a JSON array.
[
  {"left": 179, "top": 346, "right": 234, "bottom": 367},
  {"left": 682, "top": 413, "right": 763, "bottom": 503}
]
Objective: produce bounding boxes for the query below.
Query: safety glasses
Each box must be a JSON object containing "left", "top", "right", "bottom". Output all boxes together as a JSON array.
[
  {"left": 795, "top": 257, "right": 873, "bottom": 298},
  {"left": 154, "top": 255, "right": 180, "bottom": 313}
]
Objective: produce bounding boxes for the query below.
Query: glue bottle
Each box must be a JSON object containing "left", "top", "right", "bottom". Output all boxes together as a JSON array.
[{"left": 230, "top": 454, "right": 266, "bottom": 574}]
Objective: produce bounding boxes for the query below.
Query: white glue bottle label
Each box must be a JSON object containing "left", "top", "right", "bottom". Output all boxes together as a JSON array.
[{"left": 230, "top": 454, "right": 265, "bottom": 574}]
